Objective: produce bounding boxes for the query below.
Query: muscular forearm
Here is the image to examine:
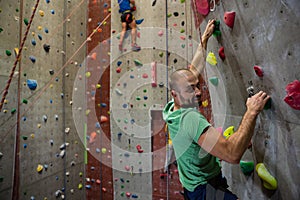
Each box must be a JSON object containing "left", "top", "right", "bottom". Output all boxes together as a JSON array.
[
  {"left": 227, "top": 110, "right": 258, "bottom": 163},
  {"left": 190, "top": 44, "right": 206, "bottom": 77},
  {"left": 189, "top": 24, "right": 212, "bottom": 76}
]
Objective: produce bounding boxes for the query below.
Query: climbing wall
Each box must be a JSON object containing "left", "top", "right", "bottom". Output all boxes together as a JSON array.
[
  {"left": 203, "top": 0, "right": 300, "bottom": 199},
  {"left": 0, "top": 0, "right": 88, "bottom": 199},
  {"left": 109, "top": 0, "right": 211, "bottom": 199},
  {"left": 1, "top": 0, "right": 299, "bottom": 200}
]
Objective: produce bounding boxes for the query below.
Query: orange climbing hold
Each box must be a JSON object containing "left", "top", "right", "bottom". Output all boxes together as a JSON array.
[
  {"left": 89, "top": 131, "right": 97, "bottom": 144},
  {"left": 100, "top": 115, "right": 108, "bottom": 123},
  {"left": 91, "top": 52, "right": 97, "bottom": 60},
  {"left": 224, "top": 11, "right": 236, "bottom": 28}
]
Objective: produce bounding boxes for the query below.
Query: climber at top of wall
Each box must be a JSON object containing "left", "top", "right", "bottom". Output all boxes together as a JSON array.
[{"left": 118, "top": 0, "right": 141, "bottom": 52}]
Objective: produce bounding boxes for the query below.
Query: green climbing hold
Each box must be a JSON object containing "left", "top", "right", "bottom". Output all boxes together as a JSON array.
[
  {"left": 240, "top": 160, "right": 254, "bottom": 175},
  {"left": 136, "top": 96, "right": 141, "bottom": 101},
  {"left": 0, "top": 177, "right": 4, "bottom": 182},
  {"left": 6, "top": 50, "right": 12, "bottom": 56},
  {"left": 209, "top": 77, "right": 219, "bottom": 86},
  {"left": 159, "top": 52, "right": 164, "bottom": 57},
  {"left": 213, "top": 20, "right": 221, "bottom": 37},
  {"left": 256, "top": 163, "right": 277, "bottom": 190},
  {"left": 0, "top": 27, "right": 4, "bottom": 33},
  {"left": 264, "top": 98, "right": 272, "bottom": 110},
  {"left": 180, "top": 29, "right": 185, "bottom": 33},
  {"left": 11, "top": 108, "right": 16, "bottom": 114},
  {"left": 22, "top": 99, "right": 28, "bottom": 104},
  {"left": 16, "top": 8, "right": 19, "bottom": 12},
  {"left": 24, "top": 18, "right": 29, "bottom": 25},
  {"left": 22, "top": 135, "right": 28, "bottom": 140},
  {"left": 180, "top": 0, "right": 185, "bottom": 3},
  {"left": 134, "top": 59, "right": 143, "bottom": 66},
  {"left": 167, "top": 13, "right": 172, "bottom": 18}
]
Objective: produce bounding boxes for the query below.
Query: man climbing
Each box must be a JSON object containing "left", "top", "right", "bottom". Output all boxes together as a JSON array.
[
  {"left": 118, "top": 0, "right": 141, "bottom": 52},
  {"left": 163, "top": 19, "right": 270, "bottom": 199}
]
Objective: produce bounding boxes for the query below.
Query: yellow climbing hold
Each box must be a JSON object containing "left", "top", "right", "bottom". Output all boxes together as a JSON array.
[
  {"left": 78, "top": 183, "right": 83, "bottom": 190},
  {"left": 14, "top": 48, "right": 19, "bottom": 57},
  {"left": 96, "top": 84, "right": 101, "bottom": 89},
  {"left": 102, "top": 148, "right": 107, "bottom": 154},
  {"left": 223, "top": 126, "right": 234, "bottom": 139},
  {"left": 37, "top": 164, "right": 43, "bottom": 172},
  {"left": 38, "top": 26, "right": 42, "bottom": 30},
  {"left": 85, "top": 72, "right": 91, "bottom": 78},
  {"left": 256, "top": 163, "right": 277, "bottom": 190},
  {"left": 206, "top": 52, "right": 217, "bottom": 66},
  {"left": 86, "top": 109, "right": 90, "bottom": 116},
  {"left": 39, "top": 10, "right": 45, "bottom": 17},
  {"left": 202, "top": 99, "right": 209, "bottom": 107}
]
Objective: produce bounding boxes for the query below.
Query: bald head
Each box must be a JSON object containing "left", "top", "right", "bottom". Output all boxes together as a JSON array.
[{"left": 169, "top": 69, "right": 195, "bottom": 91}]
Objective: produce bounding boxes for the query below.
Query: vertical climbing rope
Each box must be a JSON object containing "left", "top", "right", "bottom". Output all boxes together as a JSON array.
[
  {"left": 0, "top": 0, "right": 41, "bottom": 112},
  {"left": 10, "top": 1, "right": 41, "bottom": 200}
]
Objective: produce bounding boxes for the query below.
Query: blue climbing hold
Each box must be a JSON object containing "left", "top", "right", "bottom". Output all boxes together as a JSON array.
[
  {"left": 100, "top": 103, "right": 107, "bottom": 107},
  {"left": 27, "top": 79, "right": 38, "bottom": 90},
  {"left": 51, "top": 9, "right": 55, "bottom": 14},
  {"left": 29, "top": 56, "right": 36, "bottom": 63},
  {"left": 117, "top": 61, "right": 122, "bottom": 66},
  {"left": 136, "top": 18, "right": 144, "bottom": 25},
  {"left": 95, "top": 122, "right": 100, "bottom": 128},
  {"left": 31, "top": 39, "right": 36, "bottom": 46},
  {"left": 85, "top": 185, "right": 91, "bottom": 189},
  {"left": 44, "top": 28, "right": 49, "bottom": 33},
  {"left": 38, "top": 34, "right": 43, "bottom": 40},
  {"left": 46, "top": 0, "right": 50, "bottom": 3}
]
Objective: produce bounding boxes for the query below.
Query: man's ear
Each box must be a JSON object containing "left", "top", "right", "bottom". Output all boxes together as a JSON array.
[{"left": 171, "top": 89, "right": 177, "bottom": 97}]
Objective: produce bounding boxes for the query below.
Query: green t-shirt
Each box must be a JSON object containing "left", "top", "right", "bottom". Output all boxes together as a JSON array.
[{"left": 163, "top": 100, "right": 221, "bottom": 192}]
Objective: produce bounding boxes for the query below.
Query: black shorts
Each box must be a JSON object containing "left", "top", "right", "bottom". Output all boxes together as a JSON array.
[{"left": 121, "top": 12, "right": 134, "bottom": 24}]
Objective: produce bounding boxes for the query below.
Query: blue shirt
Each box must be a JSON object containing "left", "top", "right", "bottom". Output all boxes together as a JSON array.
[{"left": 118, "top": 0, "right": 131, "bottom": 13}]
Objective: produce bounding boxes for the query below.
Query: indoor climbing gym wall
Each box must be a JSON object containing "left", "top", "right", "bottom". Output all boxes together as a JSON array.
[
  {"left": 0, "top": 0, "right": 299, "bottom": 200},
  {"left": 0, "top": 0, "right": 88, "bottom": 199}
]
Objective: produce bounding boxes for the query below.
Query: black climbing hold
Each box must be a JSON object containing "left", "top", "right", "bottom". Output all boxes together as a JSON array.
[
  {"left": 152, "top": 0, "right": 157, "bottom": 6},
  {"left": 174, "top": 12, "right": 179, "bottom": 17},
  {"left": 173, "top": 58, "right": 177, "bottom": 63},
  {"left": 43, "top": 44, "right": 50, "bottom": 52}
]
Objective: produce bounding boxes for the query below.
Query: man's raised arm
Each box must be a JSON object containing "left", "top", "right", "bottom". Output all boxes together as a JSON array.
[{"left": 190, "top": 19, "right": 215, "bottom": 77}]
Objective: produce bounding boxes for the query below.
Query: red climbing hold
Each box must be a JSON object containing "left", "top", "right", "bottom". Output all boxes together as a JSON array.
[
  {"left": 136, "top": 144, "right": 144, "bottom": 153},
  {"left": 218, "top": 46, "right": 225, "bottom": 61},
  {"left": 284, "top": 80, "right": 300, "bottom": 110},
  {"left": 196, "top": 0, "right": 210, "bottom": 16},
  {"left": 254, "top": 65, "right": 264, "bottom": 77},
  {"left": 116, "top": 67, "right": 121, "bottom": 73},
  {"left": 224, "top": 11, "right": 236, "bottom": 28}
]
